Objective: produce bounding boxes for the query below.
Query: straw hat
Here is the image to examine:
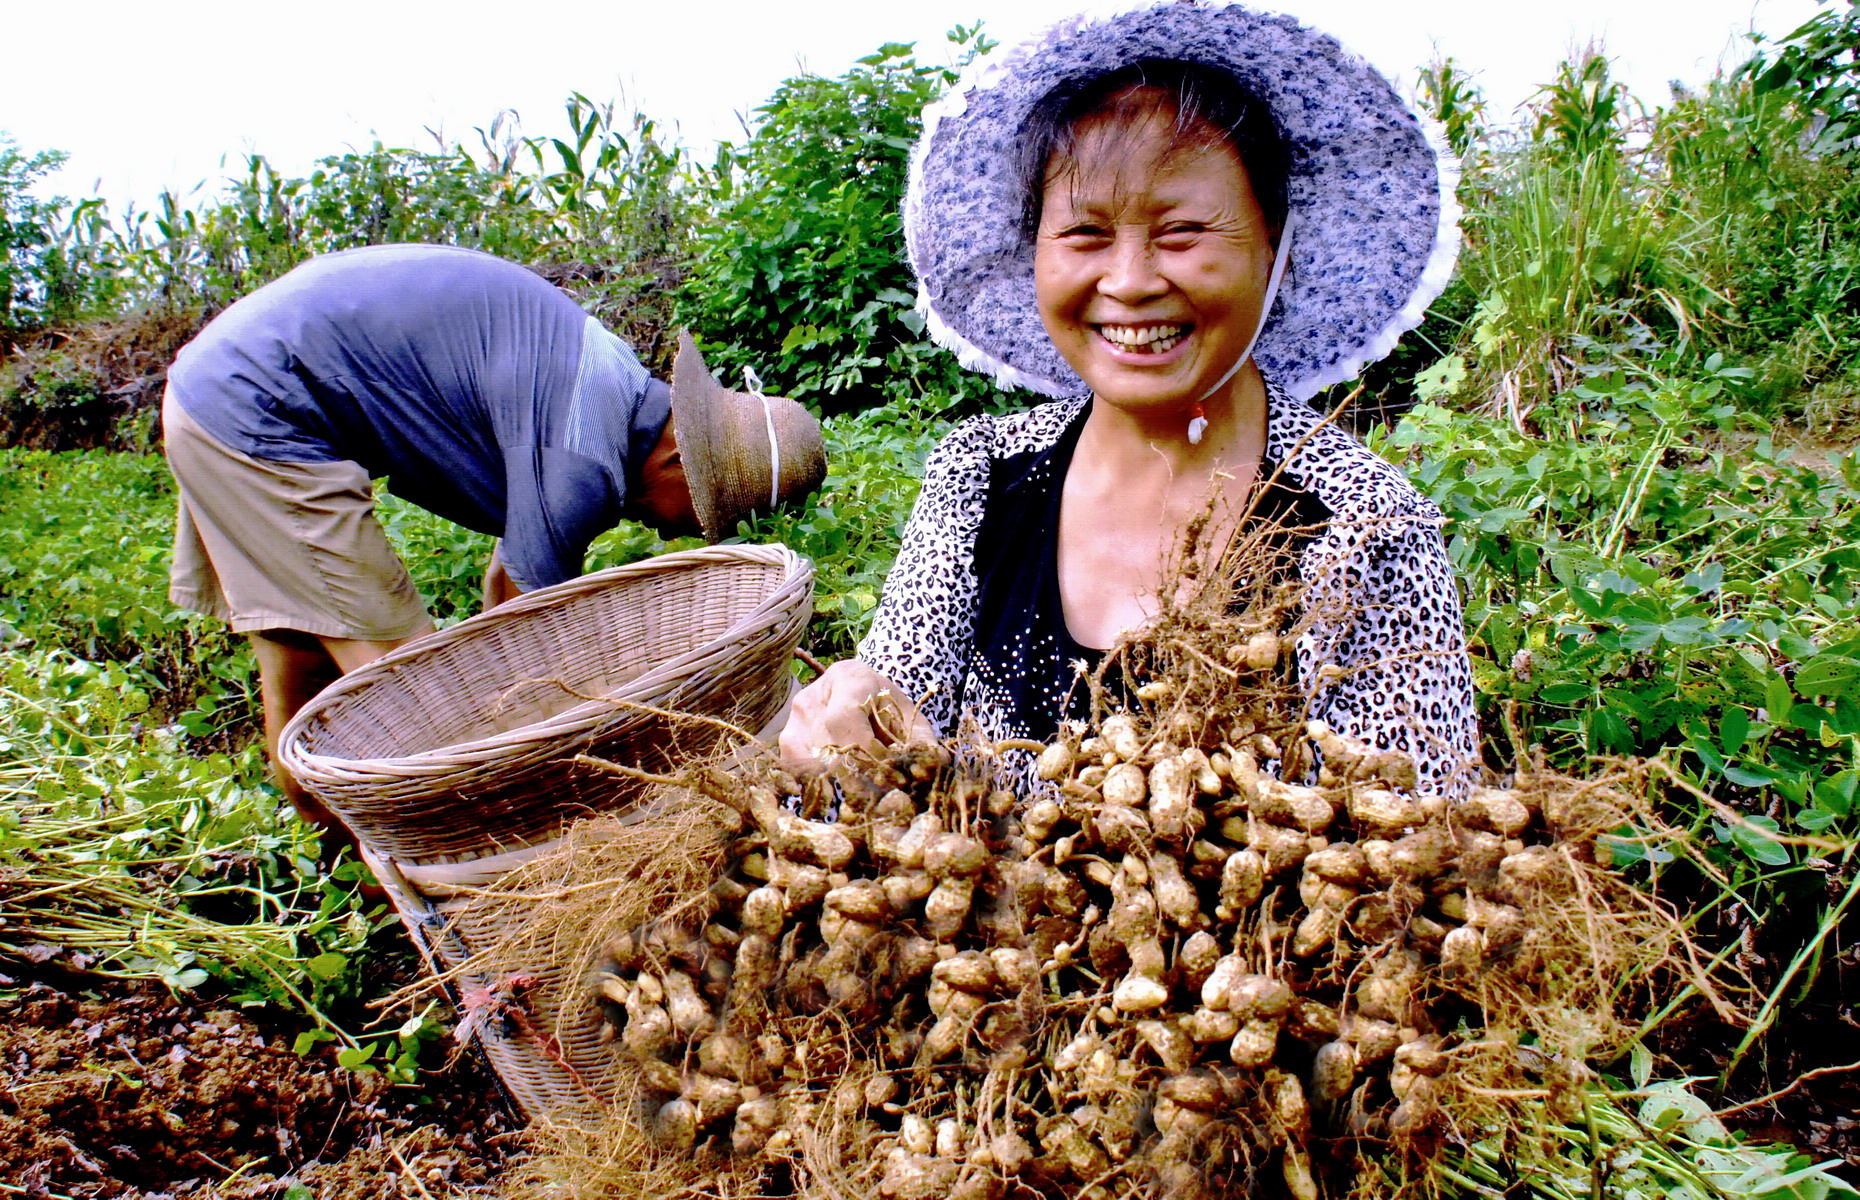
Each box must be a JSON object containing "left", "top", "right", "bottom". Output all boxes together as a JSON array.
[
  {"left": 670, "top": 332, "right": 828, "bottom": 541},
  {"left": 905, "top": 0, "right": 1460, "bottom": 402}
]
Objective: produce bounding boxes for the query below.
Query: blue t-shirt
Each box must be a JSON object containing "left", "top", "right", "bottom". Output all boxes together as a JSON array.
[{"left": 167, "top": 243, "right": 670, "bottom": 591}]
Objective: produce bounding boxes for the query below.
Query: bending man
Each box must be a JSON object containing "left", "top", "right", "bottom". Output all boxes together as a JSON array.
[{"left": 162, "top": 243, "right": 826, "bottom": 842}]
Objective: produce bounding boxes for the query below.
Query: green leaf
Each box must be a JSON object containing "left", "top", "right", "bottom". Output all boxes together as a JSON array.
[
  {"left": 1725, "top": 816, "right": 1792, "bottom": 867},
  {"left": 1629, "top": 1040, "right": 1653, "bottom": 1090},
  {"left": 1591, "top": 709, "right": 1635, "bottom": 754},
  {"left": 1719, "top": 707, "right": 1750, "bottom": 756},
  {"left": 1833, "top": 694, "right": 1860, "bottom": 737},
  {"left": 336, "top": 1043, "right": 378, "bottom": 1070},
  {"left": 306, "top": 951, "right": 348, "bottom": 980},
  {"left": 293, "top": 1028, "right": 336, "bottom": 1055},
  {"left": 1814, "top": 771, "right": 1857, "bottom": 817},
  {"left": 1723, "top": 763, "right": 1781, "bottom": 788},
  {"left": 1789, "top": 703, "right": 1831, "bottom": 735},
  {"left": 1778, "top": 630, "right": 1821, "bottom": 660},
  {"left": 1767, "top": 676, "right": 1796, "bottom": 722},
  {"left": 1795, "top": 657, "right": 1860, "bottom": 697}
]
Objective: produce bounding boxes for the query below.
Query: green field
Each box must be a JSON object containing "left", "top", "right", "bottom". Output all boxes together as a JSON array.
[{"left": 2, "top": 10, "right": 1858, "bottom": 1197}]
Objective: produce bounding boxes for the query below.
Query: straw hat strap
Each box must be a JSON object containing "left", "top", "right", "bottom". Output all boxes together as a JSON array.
[
  {"left": 743, "top": 366, "right": 782, "bottom": 509},
  {"left": 1197, "top": 212, "right": 1297, "bottom": 408}
]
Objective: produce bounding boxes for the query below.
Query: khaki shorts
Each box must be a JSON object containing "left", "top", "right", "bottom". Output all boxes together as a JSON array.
[{"left": 163, "top": 388, "right": 432, "bottom": 641}]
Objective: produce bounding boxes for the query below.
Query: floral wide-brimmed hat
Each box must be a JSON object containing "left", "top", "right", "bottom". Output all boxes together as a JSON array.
[{"left": 904, "top": 0, "right": 1460, "bottom": 402}]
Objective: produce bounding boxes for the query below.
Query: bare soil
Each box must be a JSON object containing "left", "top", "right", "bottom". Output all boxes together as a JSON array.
[{"left": 0, "top": 967, "right": 519, "bottom": 1199}]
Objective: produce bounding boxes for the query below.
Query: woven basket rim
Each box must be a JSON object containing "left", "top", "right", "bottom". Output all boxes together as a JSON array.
[{"left": 278, "top": 543, "right": 808, "bottom": 780}]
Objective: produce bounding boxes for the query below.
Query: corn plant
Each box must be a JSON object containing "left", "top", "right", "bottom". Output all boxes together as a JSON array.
[
  {"left": 1416, "top": 56, "right": 1489, "bottom": 159},
  {"left": 1532, "top": 47, "right": 1636, "bottom": 161}
]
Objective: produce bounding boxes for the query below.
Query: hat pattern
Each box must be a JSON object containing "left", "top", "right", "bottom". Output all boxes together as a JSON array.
[{"left": 906, "top": 0, "right": 1460, "bottom": 401}]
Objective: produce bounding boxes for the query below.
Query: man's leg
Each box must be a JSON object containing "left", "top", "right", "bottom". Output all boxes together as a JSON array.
[{"left": 250, "top": 624, "right": 432, "bottom": 842}]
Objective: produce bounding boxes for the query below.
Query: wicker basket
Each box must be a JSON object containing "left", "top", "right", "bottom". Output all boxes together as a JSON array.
[
  {"left": 278, "top": 543, "right": 812, "bottom": 863},
  {"left": 364, "top": 841, "right": 629, "bottom": 1120}
]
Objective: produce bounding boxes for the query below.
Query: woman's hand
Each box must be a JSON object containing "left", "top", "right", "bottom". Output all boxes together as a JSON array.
[{"left": 779, "top": 660, "right": 935, "bottom": 775}]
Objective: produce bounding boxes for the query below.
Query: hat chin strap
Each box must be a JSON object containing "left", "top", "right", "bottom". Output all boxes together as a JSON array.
[
  {"left": 1188, "top": 213, "right": 1296, "bottom": 445},
  {"left": 743, "top": 366, "right": 782, "bottom": 509}
]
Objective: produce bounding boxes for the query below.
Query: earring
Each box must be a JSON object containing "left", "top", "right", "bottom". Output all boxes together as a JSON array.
[{"left": 1187, "top": 399, "right": 1208, "bottom": 445}]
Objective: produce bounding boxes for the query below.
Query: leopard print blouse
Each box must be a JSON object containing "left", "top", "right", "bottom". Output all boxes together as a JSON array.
[{"left": 857, "top": 381, "right": 1480, "bottom": 794}]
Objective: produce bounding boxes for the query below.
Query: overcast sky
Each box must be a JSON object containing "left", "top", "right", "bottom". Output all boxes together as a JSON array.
[{"left": 2, "top": 0, "right": 1823, "bottom": 215}]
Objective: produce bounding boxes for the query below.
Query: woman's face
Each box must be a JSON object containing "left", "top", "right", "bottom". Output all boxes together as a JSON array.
[{"left": 1034, "top": 110, "right": 1276, "bottom": 421}]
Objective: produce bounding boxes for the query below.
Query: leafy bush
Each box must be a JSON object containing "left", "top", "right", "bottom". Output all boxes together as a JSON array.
[
  {"left": 0, "top": 136, "right": 78, "bottom": 345},
  {"left": 1418, "top": 36, "right": 1858, "bottom": 428},
  {"left": 1378, "top": 366, "right": 1860, "bottom": 1086},
  {"left": 676, "top": 30, "right": 993, "bottom": 414},
  {"left": 1744, "top": 3, "right": 1860, "bottom": 155},
  {"left": 1451, "top": 142, "right": 1708, "bottom": 414},
  {"left": 1383, "top": 367, "right": 1858, "bottom": 815},
  {"left": 0, "top": 92, "right": 694, "bottom": 441},
  {"left": 0, "top": 348, "right": 108, "bottom": 449},
  {"left": 1654, "top": 71, "right": 1860, "bottom": 414},
  {"left": 0, "top": 449, "right": 252, "bottom": 739},
  {"left": 1442, "top": 1081, "right": 1858, "bottom": 1200}
]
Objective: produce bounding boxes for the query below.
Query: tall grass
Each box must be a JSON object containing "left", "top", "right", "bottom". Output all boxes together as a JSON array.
[
  {"left": 1432, "top": 31, "right": 1858, "bottom": 430},
  {"left": 1456, "top": 145, "right": 1701, "bottom": 422},
  {"left": 1655, "top": 73, "right": 1860, "bottom": 412}
]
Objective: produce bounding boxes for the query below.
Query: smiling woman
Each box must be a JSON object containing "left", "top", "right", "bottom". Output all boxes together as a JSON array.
[
  {"left": 781, "top": 2, "right": 1480, "bottom": 794},
  {"left": 1033, "top": 89, "right": 1282, "bottom": 432}
]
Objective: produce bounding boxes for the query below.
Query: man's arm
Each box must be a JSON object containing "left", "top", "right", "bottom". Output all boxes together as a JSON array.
[{"left": 483, "top": 541, "right": 522, "bottom": 611}]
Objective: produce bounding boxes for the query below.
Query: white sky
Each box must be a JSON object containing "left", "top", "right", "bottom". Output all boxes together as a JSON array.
[{"left": 2, "top": 0, "right": 1822, "bottom": 215}]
